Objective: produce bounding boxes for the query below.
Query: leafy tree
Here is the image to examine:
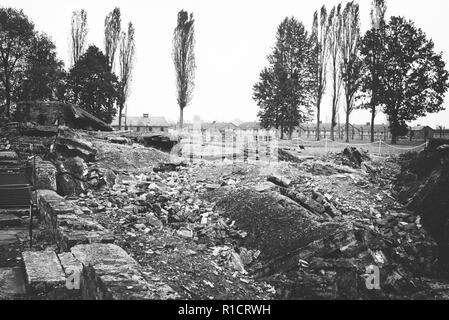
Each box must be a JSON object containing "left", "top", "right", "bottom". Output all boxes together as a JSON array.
[
  {"left": 375, "top": 17, "right": 449, "bottom": 143},
  {"left": 328, "top": 4, "right": 343, "bottom": 141},
  {"left": 0, "top": 7, "right": 35, "bottom": 117},
  {"left": 253, "top": 17, "right": 314, "bottom": 139},
  {"left": 360, "top": 0, "right": 387, "bottom": 142},
  {"left": 16, "top": 33, "right": 65, "bottom": 101},
  {"left": 173, "top": 10, "right": 196, "bottom": 129},
  {"left": 310, "top": 6, "right": 330, "bottom": 141},
  {"left": 340, "top": 1, "right": 362, "bottom": 142},
  {"left": 70, "top": 9, "right": 88, "bottom": 66},
  {"left": 118, "top": 22, "right": 136, "bottom": 130},
  {"left": 104, "top": 7, "right": 121, "bottom": 72},
  {"left": 254, "top": 67, "right": 278, "bottom": 130},
  {"left": 65, "top": 46, "right": 119, "bottom": 124}
]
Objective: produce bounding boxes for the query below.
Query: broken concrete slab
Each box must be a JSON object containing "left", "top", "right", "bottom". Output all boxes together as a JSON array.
[
  {"left": 71, "top": 243, "right": 138, "bottom": 268},
  {"left": 279, "top": 188, "right": 327, "bottom": 217},
  {"left": 207, "top": 187, "right": 344, "bottom": 261},
  {"left": 0, "top": 267, "right": 27, "bottom": 299},
  {"left": 267, "top": 175, "right": 291, "bottom": 188},
  {"left": 55, "top": 128, "right": 98, "bottom": 161},
  {"left": 254, "top": 181, "right": 278, "bottom": 193}
]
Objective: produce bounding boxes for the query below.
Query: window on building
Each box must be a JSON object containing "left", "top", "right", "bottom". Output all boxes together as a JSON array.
[{"left": 160, "top": 127, "right": 164, "bottom": 132}]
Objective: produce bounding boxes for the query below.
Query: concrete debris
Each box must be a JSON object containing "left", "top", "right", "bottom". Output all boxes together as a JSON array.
[
  {"left": 3, "top": 122, "right": 449, "bottom": 300},
  {"left": 267, "top": 175, "right": 291, "bottom": 188}
]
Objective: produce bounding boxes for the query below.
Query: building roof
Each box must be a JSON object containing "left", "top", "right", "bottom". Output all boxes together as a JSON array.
[
  {"left": 411, "top": 126, "right": 433, "bottom": 131},
  {"left": 111, "top": 116, "right": 170, "bottom": 128},
  {"left": 201, "top": 122, "right": 239, "bottom": 131},
  {"left": 239, "top": 122, "right": 262, "bottom": 130}
]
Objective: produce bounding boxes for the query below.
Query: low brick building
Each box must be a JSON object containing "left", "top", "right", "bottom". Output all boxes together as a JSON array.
[{"left": 111, "top": 114, "right": 170, "bottom": 133}]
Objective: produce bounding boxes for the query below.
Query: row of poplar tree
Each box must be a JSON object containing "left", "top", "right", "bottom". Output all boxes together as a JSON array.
[
  {"left": 0, "top": 7, "right": 135, "bottom": 127},
  {"left": 253, "top": 0, "right": 449, "bottom": 144}
]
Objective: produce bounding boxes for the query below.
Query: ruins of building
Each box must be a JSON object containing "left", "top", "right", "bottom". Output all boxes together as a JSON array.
[{"left": 14, "top": 101, "right": 112, "bottom": 132}]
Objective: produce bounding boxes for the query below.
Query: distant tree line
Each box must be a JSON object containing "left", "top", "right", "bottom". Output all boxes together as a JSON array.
[
  {"left": 0, "top": 6, "right": 135, "bottom": 127},
  {"left": 253, "top": 0, "right": 449, "bottom": 143}
]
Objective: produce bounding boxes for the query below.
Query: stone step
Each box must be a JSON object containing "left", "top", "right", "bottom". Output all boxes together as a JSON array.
[
  {"left": 0, "top": 151, "right": 19, "bottom": 160},
  {"left": 0, "top": 214, "right": 23, "bottom": 228},
  {"left": 22, "top": 250, "right": 69, "bottom": 299},
  {"left": 0, "top": 229, "right": 25, "bottom": 246},
  {"left": 0, "top": 267, "right": 27, "bottom": 299},
  {"left": 0, "top": 208, "right": 31, "bottom": 217}
]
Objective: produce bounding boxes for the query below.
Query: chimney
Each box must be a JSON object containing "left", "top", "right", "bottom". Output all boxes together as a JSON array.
[{"left": 143, "top": 113, "right": 149, "bottom": 118}]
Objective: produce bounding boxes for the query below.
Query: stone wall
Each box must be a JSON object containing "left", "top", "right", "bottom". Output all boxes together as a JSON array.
[
  {"left": 36, "top": 190, "right": 115, "bottom": 251},
  {"left": 33, "top": 189, "right": 178, "bottom": 300}
]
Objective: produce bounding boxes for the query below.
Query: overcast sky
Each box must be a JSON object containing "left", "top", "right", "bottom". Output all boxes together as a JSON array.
[{"left": 4, "top": 0, "right": 449, "bottom": 127}]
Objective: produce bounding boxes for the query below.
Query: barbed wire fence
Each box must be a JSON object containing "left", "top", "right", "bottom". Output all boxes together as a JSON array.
[
  {"left": 169, "top": 128, "right": 428, "bottom": 163},
  {"left": 292, "top": 137, "right": 428, "bottom": 157}
]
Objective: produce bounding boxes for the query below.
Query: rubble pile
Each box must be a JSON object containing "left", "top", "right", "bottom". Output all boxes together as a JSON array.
[
  {"left": 91, "top": 139, "right": 170, "bottom": 172},
  {"left": 62, "top": 147, "right": 447, "bottom": 300},
  {"left": 202, "top": 153, "right": 445, "bottom": 299},
  {"left": 4, "top": 121, "right": 449, "bottom": 300},
  {"left": 71, "top": 164, "right": 274, "bottom": 299},
  {"left": 395, "top": 139, "right": 449, "bottom": 265}
]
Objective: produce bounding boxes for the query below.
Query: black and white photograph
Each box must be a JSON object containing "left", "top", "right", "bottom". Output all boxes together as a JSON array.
[{"left": 0, "top": 0, "right": 449, "bottom": 308}]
